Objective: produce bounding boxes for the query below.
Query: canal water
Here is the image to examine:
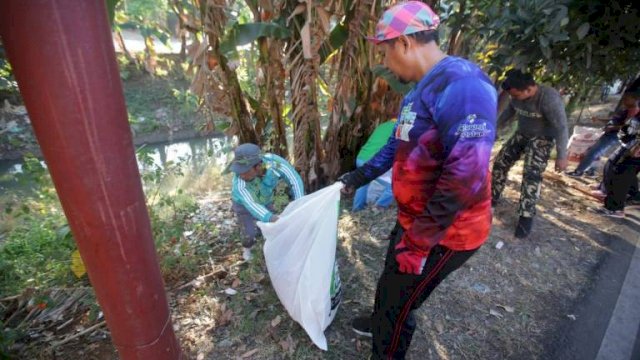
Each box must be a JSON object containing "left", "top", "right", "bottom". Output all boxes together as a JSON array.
[{"left": 0, "top": 135, "right": 234, "bottom": 193}]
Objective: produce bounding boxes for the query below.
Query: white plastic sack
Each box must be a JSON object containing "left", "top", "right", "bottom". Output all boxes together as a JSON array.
[
  {"left": 567, "top": 125, "right": 603, "bottom": 162},
  {"left": 257, "top": 182, "right": 343, "bottom": 350}
]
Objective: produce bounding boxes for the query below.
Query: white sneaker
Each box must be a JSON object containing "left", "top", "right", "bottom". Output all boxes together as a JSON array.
[{"left": 242, "top": 247, "right": 253, "bottom": 261}]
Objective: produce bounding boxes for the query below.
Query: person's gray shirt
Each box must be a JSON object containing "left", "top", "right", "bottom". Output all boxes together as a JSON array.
[{"left": 498, "top": 85, "right": 569, "bottom": 159}]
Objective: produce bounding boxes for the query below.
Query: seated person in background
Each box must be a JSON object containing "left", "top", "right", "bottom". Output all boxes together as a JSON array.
[
  {"left": 566, "top": 91, "right": 639, "bottom": 177},
  {"left": 229, "top": 143, "right": 304, "bottom": 261},
  {"left": 590, "top": 91, "right": 640, "bottom": 194},
  {"left": 353, "top": 118, "right": 396, "bottom": 211},
  {"left": 591, "top": 110, "right": 640, "bottom": 218}
]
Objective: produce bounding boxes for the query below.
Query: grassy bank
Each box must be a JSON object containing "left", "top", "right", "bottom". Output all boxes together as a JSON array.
[
  {"left": 0, "top": 151, "right": 228, "bottom": 358},
  {"left": 0, "top": 54, "right": 211, "bottom": 161}
]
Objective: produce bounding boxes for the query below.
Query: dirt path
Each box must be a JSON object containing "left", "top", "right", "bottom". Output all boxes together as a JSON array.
[
  {"left": 10, "top": 96, "right": 635, "bottom": 359},
  {"left": 170, "top": 164, "right": 628, "bottom": 359},
  {"left": 14, "top": 159, "right": 635, "bottom": 359}
]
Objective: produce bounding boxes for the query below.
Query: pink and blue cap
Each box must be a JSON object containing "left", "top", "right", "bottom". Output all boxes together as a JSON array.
[{"left": 368, "top": 1, "right": 440, "bottom": 44}]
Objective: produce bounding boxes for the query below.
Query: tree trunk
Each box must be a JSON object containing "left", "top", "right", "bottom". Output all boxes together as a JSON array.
[
  {"left": 259, "top": 37, "right": 288, "bottom": 157},
  {"left": 115, "top": 30, "right": 136, "bottom": 63},
  {"left": 143, "top": 35, "right": 157, "bottom": 74},
  {"left": 285, "top": 0, "right": 325, "bottom": 190},
  {"left": 245, "top": 1, "right": 288, "bottom": 157},
  {"left": 422, "top": 0, "right": 440, "bottom": 9},
  {"left": 322, "top": 0, "right": 399, "bottom": 181},
  {"left": 290, "top": 58, "right": 323, "bottom": 190},
  {"left": 203, "top": 0, "right": 258, "bottom": 145},
  {"left": 446, "top": 0, "right": 466, "bottom": 56},
  {"left": 322, "top": 2, "right": 365, "bottom": 181}
]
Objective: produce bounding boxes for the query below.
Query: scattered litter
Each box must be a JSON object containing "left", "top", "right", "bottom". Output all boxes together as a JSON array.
[
  {"left": 271, "top": 315, "right": 282, "bottom": 328},
  {"left": 224, "top": 288, "right": 237, "bottom": 296},
  {"left": 489, "top": 309, "right": 503, "bottom": 318},
  {"left": 3, "top": 100, "right": 28, "bottom": 115},
  {"left": 217, "top": 339, "right": 233, "bottom": 348},
  {"left": 241, "top": 348, "right": 259, "bottom": 358},
  {"left": 471, "top": 283, "right": 490, "bottom": 294},
  {"left": 496, "top": 241, "right": 504, "bottom": 250},
  {"left": 497, "top": 305, "right": 514, "bottom": 313},
  {"left": 567, "top": 314, "right": 577, "bottom": 321}
]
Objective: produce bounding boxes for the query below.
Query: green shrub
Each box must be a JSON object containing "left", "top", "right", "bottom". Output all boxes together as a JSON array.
[
  {"left": 0, "top": 320, "right": 20, "bottom": 359},
  {"left": 0, "top": 216, "right": 77, "bottom": 296}
]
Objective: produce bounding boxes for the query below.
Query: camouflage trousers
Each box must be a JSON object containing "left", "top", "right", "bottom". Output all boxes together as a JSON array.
[{"left": 491, "top": 132, "right": 554, "bottom": 217}]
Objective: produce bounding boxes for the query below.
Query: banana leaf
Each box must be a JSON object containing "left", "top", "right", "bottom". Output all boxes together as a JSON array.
[
  {"left": 220, "top": 22, "right": 291, "bottom": 55},
  {"left": 371, "top": 65, "right": 414, "bottom": 95},
  {"left": 319, "top": 23, "right": 348, "bottom": 64}
]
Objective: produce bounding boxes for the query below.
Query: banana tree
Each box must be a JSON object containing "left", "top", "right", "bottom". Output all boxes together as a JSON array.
[
  {"left": 321, "top": 0, "right": 377, "bottom": 181},
  {"left": 242, "top": 0, "right": 289, "bottom": 157},
  {"left": 174, "top": 0, "right": 405, "bottom": 188},
  {"left": 320, "top": 0, "right": 407, "bottom": 182},
  {"left": 186, "top": 0, "right": 297, "bottom": 151},
  {"left": 196, "top": 0, "right": 258, "bottom": 143},
  {"left": 282, "top": 0, "right": 329, "bottom": 188},
  {"left": 115, "top": 0, "right": 173, "bottom": 74},
  {"left": 170, "top": 0, "right": 202, "bottom": 59}
]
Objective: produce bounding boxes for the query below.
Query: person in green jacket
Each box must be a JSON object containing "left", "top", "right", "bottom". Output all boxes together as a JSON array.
[{"left": 353, "top": 119, "right": 396, "bottom": 211}]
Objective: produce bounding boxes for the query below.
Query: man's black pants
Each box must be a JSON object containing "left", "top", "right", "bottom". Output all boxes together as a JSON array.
[
  {"left": 604, "top": 158, "right": 640, "bottom": 211},
  {"left": 371, "top": 224, "right": 479, "bottom": 359}
]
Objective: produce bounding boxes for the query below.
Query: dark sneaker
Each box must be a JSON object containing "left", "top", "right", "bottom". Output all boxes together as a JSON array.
[
  {"left": 584, "top": 169, "right": 597, "bottom": 178},
  {"left": 565, "top": 170, "right": 584, "bottom": 178},
  {"left": 627, "top": 198, "right": 640, "bottom": 207},
  {"left": 514, "top": 216, "right": 533, "bottom": 238},
  {"left": 590, "top": 207, "right": 625, "bottom": 218},
  {"left": 626, "top": 193, "right": 640, "bottom": 206},
  {"left": 352, "top": 316, "right": 372, "bottom": 337}
]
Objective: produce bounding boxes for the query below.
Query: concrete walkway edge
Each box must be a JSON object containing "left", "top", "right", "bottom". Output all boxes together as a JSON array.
[{"left": 596, "top": 232, "right": 640, "bottom": 360}]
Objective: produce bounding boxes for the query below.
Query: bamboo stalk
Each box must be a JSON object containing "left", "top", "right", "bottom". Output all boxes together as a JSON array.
[
  {"left": 0, "top": 294, "right": 22, "bottom": 302},
  {"left": 172, "top": 268, "right": 227, "bottom": 291},
  {"left": 51, "top": 321, "right": 107, "bottom": 348}
]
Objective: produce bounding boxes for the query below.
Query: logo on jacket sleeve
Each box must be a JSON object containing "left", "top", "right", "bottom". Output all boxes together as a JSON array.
[{"left": 455, "top": 114, "right": 490, "bottom": 139}]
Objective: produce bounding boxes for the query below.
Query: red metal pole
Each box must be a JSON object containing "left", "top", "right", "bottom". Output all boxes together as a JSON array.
[{"left": 0, "top": 1, "right": 182, "bottom": 359}]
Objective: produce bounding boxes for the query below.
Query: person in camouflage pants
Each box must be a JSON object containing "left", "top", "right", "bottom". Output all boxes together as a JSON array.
[
  {"left": 492, "top": 70, "right": 568, "bottom": 238},
  {"left": 491, "top": 133, "right": 554, "bottom": 217}
]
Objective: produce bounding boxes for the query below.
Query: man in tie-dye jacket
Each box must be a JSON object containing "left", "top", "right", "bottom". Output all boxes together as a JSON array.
[{"left": 339, "top": 2, "right": 497, "bottom": 358}]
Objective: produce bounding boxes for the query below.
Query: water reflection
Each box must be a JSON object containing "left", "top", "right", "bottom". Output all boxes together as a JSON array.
[
  {"left": 0, "top": 160, "right": 23, "bottom": 178},
  {"left": 0, "top": 136, "right": 234, "bottom": 193},
  {"left": 139, "top": 136, "right": 233, "bottom": 172},
  {"left": 0, "top": 159, "right": 34, "bottom": 193}
]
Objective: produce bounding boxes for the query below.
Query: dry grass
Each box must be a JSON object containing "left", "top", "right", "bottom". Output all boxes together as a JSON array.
[
  {"left": 17, "top": 159, "right": 629, "bottom": 359},
  {"left": 175, "top": 162, "right": 623, "bottom": 360},
  {"left": 15, "top": 98, "right": 631, "bottom": 359}
]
